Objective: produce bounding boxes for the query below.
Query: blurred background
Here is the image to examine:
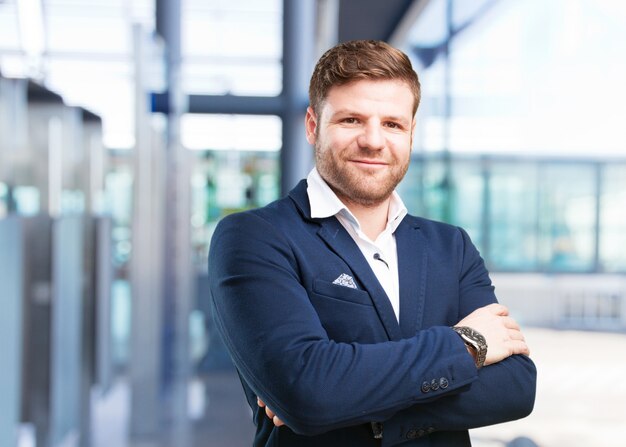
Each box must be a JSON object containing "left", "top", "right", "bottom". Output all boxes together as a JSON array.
[{"left": 1, "top": 0, "right": 626, "bottom": 446}]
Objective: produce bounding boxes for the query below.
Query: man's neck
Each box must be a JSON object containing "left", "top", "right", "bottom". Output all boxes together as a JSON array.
[{"left": 339, "top": 195, "right": 391, "bottom": 241}]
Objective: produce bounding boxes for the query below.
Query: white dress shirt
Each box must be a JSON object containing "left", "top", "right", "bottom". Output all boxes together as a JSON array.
[{"left": 307, "top": 168, "right": 407, "bottom": 322}]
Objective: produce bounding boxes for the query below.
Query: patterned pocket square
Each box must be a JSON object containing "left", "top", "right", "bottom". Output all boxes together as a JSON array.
[{"left": 332, "top": 273, "right": 357, "bottom": 289}]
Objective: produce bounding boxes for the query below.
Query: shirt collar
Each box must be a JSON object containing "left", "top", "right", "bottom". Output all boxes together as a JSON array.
[{"left": 306, "top": 167, "right": 408, "bottom": 234}]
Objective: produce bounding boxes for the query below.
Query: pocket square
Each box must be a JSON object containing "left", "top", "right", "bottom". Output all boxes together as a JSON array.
[{"left": 332, "top": 273, "right": 357, "bottom": 289}]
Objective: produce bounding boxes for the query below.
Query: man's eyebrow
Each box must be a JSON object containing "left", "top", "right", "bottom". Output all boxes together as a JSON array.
[
  {"left": 330, "top": 108, "right": 361, "bottom": 117},
  {"left": 330, "top": 110, "right": 409, "bottom": 121},
  {"left": 383, "top": 115, "right": 411, "bottom": 124}
]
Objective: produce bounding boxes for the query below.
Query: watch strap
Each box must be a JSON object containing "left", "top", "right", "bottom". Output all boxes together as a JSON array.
[{"left": 452, "top": 326, "right": 487, "bottom": 369}]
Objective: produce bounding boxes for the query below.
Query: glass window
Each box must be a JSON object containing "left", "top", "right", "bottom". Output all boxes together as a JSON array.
[
  {"left": 182, "top": 60, "right": 281, "bottom": 96},
  {"left": 488, "top": 161, "right": 539, "bottom": 271},
  {"left": 181, "top": 114, "right": 281, "bottom": 151},
  {"left": 0, "top": 182, "right": 7, "bottom": 217},
  {"left": 416, "top": 57, "right": 448, "bottom": 153},
  {"left": 0, "top": 2, "right": 21, "bottom": 51},
  {"left": 406, "top": 0, "right": 448, "bottom": 48},
  {"left": 398, "top": 156, "right": 426, "bottom": 218},
  {"left": 398, "top": 157, "right": 449, "bottom": 221},
  {"left": 407, "top": 0, "right": 626, "bottom": 157},
  {"left": 182, "top": 0, "right": 282, "bottom": 96},
  {"left": 401, "top": 156, "right": 484, "bottom": 250},
  {"left": 449, "top": 158, "right": 484, "bottom": 249},
  {"left": 600, "top": 164, "right": 626, "bottom": 272},
  {"left": 537, "top": 164, "right": 597, "bottom": 271},
  {"left": 190, "top": 150, "right": 279, "bottom": 270}
]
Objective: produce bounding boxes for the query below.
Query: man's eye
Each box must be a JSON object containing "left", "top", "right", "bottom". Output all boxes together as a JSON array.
[
  {"left": 385, "top": 122, "right": 400, "bottom": 129},
  {"left": 342, "top": 117, "right": 358, "bottom": 124}
]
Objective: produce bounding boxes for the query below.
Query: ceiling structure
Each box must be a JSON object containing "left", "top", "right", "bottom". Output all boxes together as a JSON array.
[
  {"left": 0, "top": 0, "right": 431, "bottom": 149},
  {"left": 337, "top": 0, "right": 419, "bottom": 42}
]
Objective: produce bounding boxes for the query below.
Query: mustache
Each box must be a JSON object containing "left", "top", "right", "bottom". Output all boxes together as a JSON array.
[{"left": 348, "top": 148, "right": 389, "bottom": 159}]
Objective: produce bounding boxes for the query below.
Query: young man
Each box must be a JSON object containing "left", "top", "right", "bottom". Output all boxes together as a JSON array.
[{"left": 208, "top": 40, "right": 536, "bottom": 446}]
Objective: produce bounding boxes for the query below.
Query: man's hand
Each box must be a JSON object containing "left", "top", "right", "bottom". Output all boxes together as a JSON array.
[
  {"left": 257, "top": 398, "right": 285, "bottom": 427},
  {"left": 455, "top": 303, "right": 530, "bottom": 366}
]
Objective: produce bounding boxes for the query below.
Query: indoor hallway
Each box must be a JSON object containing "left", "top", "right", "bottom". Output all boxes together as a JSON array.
[{"left": 88, "top": 327, "right": 626, "bottom": 447}]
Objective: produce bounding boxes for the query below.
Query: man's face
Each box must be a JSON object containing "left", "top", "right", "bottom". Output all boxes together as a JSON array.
[{"left": 305, "top": 79, "right": 416, "bottom": 208}]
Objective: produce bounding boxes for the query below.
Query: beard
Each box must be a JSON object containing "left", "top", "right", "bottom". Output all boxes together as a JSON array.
[{"left": 315, "top": 142, "right": 410, "bottom": 208}]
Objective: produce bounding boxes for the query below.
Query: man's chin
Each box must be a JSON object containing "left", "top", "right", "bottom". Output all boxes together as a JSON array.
[{"left": 342, "top": 185, "right": 395, "bottom": 207}]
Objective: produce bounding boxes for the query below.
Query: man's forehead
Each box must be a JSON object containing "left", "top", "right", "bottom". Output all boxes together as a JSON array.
[{"left": 319, "top": 79, "right": 415, "bottom": 118}]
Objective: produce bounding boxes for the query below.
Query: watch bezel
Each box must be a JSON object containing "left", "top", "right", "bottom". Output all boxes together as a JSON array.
[{"left": 452, "top": 326, "right": 487, "bottom": 369}]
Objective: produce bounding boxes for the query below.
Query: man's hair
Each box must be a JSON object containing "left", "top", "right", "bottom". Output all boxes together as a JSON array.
[{"left": 308, "top": 40, "right": 421, "bottom": 117}]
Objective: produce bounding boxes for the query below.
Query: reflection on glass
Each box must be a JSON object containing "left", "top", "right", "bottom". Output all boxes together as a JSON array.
[
  {"left": 415, "top": 157, "right": 448, "bottom": 222},
  {"left": 182, "top": 0, "right": 282, "bottom": 97},
  {"left": 450, "top": 160, "right": 484, "bottom": 248},
  {"left": 400, "top": 155, "right": 626, "bottom": 273},
  {"left": 537, "top": 164, "right": 596, "bottom": 271},
  {"left": 105, "top": 165, "right": 133, "bottom": 268},
  {"left": 600, "top": 165, "right": 626, "bottom": 272},
  {"left": 13, "top": 186, "right": 40, "bottom": 215},
  {"left": 0, "top": 182, "right": 7, "bottom": 217},
  {"left": 489, "top": 162, "right": 538, "bottom": 271},
  {"left": 190, "top": 150, "right": 279, "bottom": 270}
]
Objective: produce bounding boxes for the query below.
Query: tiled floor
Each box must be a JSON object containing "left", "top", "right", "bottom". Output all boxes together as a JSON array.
[
  {"left": 91, "top": 368, "right": 254, "bottom": 447},
  {"left": 91, "top": 328, "right": 626, "bottom": 447}
]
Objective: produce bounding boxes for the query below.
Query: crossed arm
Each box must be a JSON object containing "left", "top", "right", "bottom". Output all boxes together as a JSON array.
[
  {"left": 209, "top": 213, "right": 536, "bottom": 436},
  {"left": 259, "top": 302, "right": 532, "bottom": 428}
]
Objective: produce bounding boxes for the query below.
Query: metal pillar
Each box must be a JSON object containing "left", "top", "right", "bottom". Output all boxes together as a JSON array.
[
  {"left": 130, "top": 24, "right": 165, "bottom": 441},
  {"left": 441, "top": 0, "right": 454, "bottom": 223},
  {"left": 0, "top": 217, "right": 24, "bottom": 447},
  {"left": 157, "top": 0, "right": 193, "bottom": 444},
  {"left": 314, "top": 0, "right": 340, "bottom": 57},
  {"left": 280, "top": 0, "right": 316, "bottom": 195}
]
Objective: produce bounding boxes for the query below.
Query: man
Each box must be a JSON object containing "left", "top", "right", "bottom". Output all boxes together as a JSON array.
[{"left": 208, "top": 40, "right": 536, "bottom": 446}]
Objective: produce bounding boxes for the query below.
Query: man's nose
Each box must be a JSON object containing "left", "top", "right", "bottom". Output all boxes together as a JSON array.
[{"left": 357, "top": 122, "right": 385, "bottom": 150}]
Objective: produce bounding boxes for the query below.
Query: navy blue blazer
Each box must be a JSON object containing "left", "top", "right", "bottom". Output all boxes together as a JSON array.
[{"left": 208, "top": 180, "right": 536, "bottom": 446}]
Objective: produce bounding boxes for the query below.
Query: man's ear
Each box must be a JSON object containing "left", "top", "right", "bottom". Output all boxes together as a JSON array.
[{"left": 305, "top": 107, "right": 317, "bottom": 145}]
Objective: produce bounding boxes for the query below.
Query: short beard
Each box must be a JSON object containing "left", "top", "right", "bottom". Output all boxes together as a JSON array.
[{"left": 315, "top": 143, "right": 409, "bottom": 208}]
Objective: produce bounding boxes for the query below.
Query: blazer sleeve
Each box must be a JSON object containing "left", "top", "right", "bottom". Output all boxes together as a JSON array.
[
  {"left": 208, "top": 212, "right": 480, "bottom": 435},
  {"left": 381, "top": 355, "right": 536, "bottom": 445},
  {"left": 377, "top": 227, "right": 536, "bottom": 446}
]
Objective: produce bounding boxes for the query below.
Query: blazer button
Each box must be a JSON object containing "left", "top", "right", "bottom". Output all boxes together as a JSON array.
[
  {"left": 421, "top": 381, "right": 431, "bottom": 393},
  {"left": 439, "top": 377, "right": 449, "bottom": 389},
  {"left": 430, "top": 379, "right": 439, "bottom": 391},
  {"left": 406, "top": 429, "right": 418, "bottom": 439}
]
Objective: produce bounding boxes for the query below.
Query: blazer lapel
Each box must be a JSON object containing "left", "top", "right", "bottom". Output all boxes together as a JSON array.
[
  {"left": 288, "top": 180, "right": 403, "bottom": 341},
  {"left": 317, "top": 218, "right": 403, "bottom": 341},
  {"left": 395, "top": 217, "right": 427, "bottom": 338}
]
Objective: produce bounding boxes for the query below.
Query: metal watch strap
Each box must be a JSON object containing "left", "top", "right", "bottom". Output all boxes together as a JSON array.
[
  {"left": 371, "top": 421, "right": 383, "bottom": 439},
  {"left": 452, "top": 326, "right": 487, "bottom": 369}
]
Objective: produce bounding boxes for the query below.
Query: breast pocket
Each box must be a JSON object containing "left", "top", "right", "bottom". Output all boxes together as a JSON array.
[
  {"left": 309, "top": 279, "right": 386, "bottom": 343},
  {"left": 311, "top": 278, "right": 373, "bottom": 306}
]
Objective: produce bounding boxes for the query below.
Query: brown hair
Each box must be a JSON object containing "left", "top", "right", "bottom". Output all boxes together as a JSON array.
[{"left": 308, "top": 40, "right": 421, "bottom": 117}]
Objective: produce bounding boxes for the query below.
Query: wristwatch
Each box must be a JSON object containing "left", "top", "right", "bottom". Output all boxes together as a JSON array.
[{"left": 452, "top": 326, "right": 487, "bottom": 369}]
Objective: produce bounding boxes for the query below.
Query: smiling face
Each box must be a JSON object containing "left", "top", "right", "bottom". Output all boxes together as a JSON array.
[{"left": 306, "top": 78, "right": 416, "bottom": 208}]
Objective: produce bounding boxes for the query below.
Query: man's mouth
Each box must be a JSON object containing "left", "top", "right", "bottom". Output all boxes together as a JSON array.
[{"left": 350, "top": 159, "right": 388, "bottom": 167}]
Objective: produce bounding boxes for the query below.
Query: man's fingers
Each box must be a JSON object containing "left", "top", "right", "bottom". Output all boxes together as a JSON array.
[
  {"left": 258, "top": 398, "right": 285, "bottom": 426},
  {"left": 508, "top": 328, "right": 526, "bottom": 341},
  {"left": 258, "top": 398, "right": 276, "bottom": 419},
  {"left": 503, "top": 316, "right": 521, "bottom": 331},
  {"left": 508, "top": 339, "right": 531, "bottom": 356},
  {"left": 273, "top": 415, "right": 285, "bottom": 427}
]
